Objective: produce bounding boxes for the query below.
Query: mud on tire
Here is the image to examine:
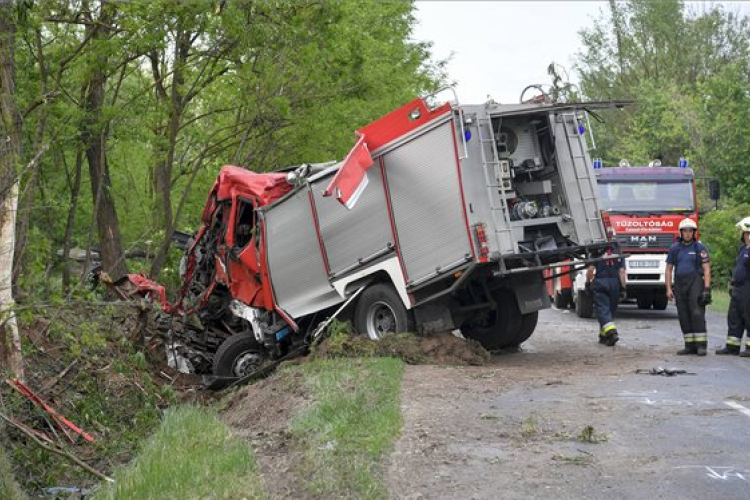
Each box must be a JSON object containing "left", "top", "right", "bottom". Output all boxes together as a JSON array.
[
  {"left": 354, "top": 283, "right": 414, "bottom": 339},
  {"left": 461, "top": 288, "right": 522, "bottom": 350},
  {"left": 212, "top": 333, "right": 266, "bottom": 378}
]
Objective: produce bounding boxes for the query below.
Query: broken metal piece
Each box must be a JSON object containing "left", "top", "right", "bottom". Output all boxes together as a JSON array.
[
  {"left": 635, "top": 367, "right": 696, "bottom": 376},
  {"left": 5, "top": 378, "right": 94, "bottom": 443}
]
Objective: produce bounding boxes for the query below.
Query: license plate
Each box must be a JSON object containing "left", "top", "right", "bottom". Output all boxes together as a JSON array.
[{"left": 629, "top": 260, "right": 659, "bottom": 269}]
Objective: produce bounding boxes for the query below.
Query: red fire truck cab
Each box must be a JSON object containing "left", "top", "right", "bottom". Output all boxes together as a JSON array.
[{"left": 551, "top": 162, "right": 697, "bottom": 316}]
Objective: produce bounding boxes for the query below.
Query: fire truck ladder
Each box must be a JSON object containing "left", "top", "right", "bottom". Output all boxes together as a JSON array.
[
  {"left": 561, "top": 112, "right": 602, "bottom": 243},
  {"left": 476, "top": 115, "right": 516, "bottom": 253}
]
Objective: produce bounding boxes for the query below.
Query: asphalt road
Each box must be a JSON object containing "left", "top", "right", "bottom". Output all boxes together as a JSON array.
[{"left": 388, "top": 303, "right": 750, "bottom": 500}]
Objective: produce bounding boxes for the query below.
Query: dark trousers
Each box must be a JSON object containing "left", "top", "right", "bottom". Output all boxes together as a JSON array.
[
  {"left": 592, "top": 277, "right": 620, "bottom": 328},
  {"left": 673, "top": 273, "right": 706, "bottom": 346},
  {"left": 726, "top": 283, "right": 750, "bottom": 349}
]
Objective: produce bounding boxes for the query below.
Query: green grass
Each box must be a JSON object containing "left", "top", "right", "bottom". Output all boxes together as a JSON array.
[
  {"left": 93, "top": 406, "right": 265, "bottom": 500},
  {"left": 708, "top": 288, "right": 730, "bottom": 313},
  {"left": 0, "top": 447, "right": 28, "bottom": 500},
  {"left": 287, "top": 357, "right": 404, "bottom": 500}
]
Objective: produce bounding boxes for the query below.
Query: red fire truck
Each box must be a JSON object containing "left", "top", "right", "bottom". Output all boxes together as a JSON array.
[
  {"left": 548, "top": 161, "right": 698, "bottom": 317},
  {"left": 111, "top": 91, "right": 620, "bottom": 379}
]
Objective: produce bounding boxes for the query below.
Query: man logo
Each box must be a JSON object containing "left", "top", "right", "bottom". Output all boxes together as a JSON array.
[{"left": 630, "top": 235, "right": 657, "bottom": 248}]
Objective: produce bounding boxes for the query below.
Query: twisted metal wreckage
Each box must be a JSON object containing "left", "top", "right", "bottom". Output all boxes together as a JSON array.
[{"left": 106, "top": 90, "right": 623, "bottom": 388}]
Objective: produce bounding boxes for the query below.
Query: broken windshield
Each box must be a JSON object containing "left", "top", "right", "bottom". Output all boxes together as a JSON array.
[{"left": 598, "top": 180, "right": 694, "bottom": 213}]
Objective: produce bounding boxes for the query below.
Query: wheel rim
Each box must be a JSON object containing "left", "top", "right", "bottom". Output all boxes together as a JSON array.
[
  {"left": 365, "top": 301, "right": 398, "bottom": 340},
  {"left": 232, "top": 350, "right": 263, "bottom": 377}
]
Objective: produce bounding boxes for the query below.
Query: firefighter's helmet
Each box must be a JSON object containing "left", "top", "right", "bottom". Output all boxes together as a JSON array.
[
  {"left": 678, "top": 218, "right": 698, "bottom": 231},
  {"left": 736, "top": 217, "right": 750, "bottom": 232}
]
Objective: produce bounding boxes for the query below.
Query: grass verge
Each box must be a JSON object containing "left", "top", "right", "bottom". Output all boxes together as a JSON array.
[
  {"left": 93, "top": 406, "right": 265, "bottom": 500},
  {"left": 288, "top": 357, "right": 403, "bottom": 500},
  {"left": 0, "top": 447, "right": 28, "bottom": 500},
  {"left": 708, "top": 288, "right": 730, "bottom": 313}
]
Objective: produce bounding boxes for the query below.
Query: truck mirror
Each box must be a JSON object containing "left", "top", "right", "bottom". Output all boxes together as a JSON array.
[{"left": 708, "top": 179, "right": 720, "bottom": 201}]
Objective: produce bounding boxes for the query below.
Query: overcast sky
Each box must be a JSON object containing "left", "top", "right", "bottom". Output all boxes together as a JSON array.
[{"left": 412, "top": 1, "right": 749, "bottom": 105}]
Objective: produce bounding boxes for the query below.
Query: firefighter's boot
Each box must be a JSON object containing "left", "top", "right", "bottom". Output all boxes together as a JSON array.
[
  {"left": 676, "top": 345, "right": 697, "bottom": 355},
  {"left": 716, "top": 345, "right": 740, "bottom": 355},
  {"left": 694, "top": 334, "right": 708, "bottom": 356},
  {"left": 599, "top": 323, "right": 618, "bottom": 346},
  {"left": 677, "top": 333, "right": 696, "bottom": 355},
  {"left": 740, "top": 350, "right": 750, "bottom": 357},
  {"left": 606, "top": 329, "right": 619, "bottom": 347}
]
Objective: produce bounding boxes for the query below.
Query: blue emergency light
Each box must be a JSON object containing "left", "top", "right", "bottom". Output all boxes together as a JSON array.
[
  {"left": 593, "top": 158, "right": 602, "bottom": 169},
  {"left": 464, "top": 129, "right": 472, "bottom": 142},
  {"left": 679, "top": 157, "right": 688, "bottom": 168},
  {"left": 578, "top": 122, "right": 585, "bottom": 135}
]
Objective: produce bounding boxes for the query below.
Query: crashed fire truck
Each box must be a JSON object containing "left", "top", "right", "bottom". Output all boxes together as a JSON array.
[{"left": 113, "top": 92, "right": 619, "bottom": 381}]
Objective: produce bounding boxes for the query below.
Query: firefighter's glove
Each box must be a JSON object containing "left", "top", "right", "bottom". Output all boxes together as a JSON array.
[
  {"left": 620, "top": 290, "right": 627, "bottom": 301},
  {"left": 698, "top": 288, "right": 712, "bottom": 306}
]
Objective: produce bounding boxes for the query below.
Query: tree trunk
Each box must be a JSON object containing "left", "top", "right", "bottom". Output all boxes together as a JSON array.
[
  {"left": 62, "top": 148, "right": 84, "bottom": 294},
  {"left": 13, "top": 28, "right": 48, "bottom": 291},
  {"left": 0, "top": 182, "right": 23, "bottom": 380},
  {"left": 0, "top": 0, "right": 24, "bottom": 379},
  {"left": 149, "top": 28, "right": 189, "bottom": 278},
  {"left": 81, "top": 1, "right": 127, "bottom": 280}
]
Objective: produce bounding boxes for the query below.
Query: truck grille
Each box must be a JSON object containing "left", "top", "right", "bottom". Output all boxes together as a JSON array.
[{"left": 616, "top": 233, "right": 675, "bottom": 250}]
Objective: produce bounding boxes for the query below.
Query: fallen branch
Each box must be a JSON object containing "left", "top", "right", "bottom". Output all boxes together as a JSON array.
[
  {"left": 0, "top": 411, "right": 113, "bottom": 483},
  {"left": 40, "top": 359, "right": 78, "bottom": 395}
]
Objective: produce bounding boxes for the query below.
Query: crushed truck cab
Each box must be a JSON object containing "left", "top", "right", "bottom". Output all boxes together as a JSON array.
[{"left": 115, "top": 93, "right": 616, "bottom": 379}]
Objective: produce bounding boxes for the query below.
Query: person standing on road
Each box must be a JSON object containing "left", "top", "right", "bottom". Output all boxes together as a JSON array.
[
  {"left": 586, "top": 245, "right": 626, "bottom": 346},
  {"left": 717, "top": 217, "right": 750, "bottom": 357},
  {"left": 665, "top": 218, "right": 711, "bottom": 356}
]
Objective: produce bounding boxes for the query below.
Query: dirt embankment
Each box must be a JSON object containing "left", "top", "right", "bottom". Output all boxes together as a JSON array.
[{"left": 219, "top": 331, "right": 492, "bottom": 499}]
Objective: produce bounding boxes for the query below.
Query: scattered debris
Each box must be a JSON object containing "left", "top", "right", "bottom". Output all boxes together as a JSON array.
[
  {"left": 552, "top": 452, "right": 593, "bottom": 465},
  {"left": 0, "top": 411, "right": 112, "bottom": 483},
  {"left": 578, "top": 425, "right": 607, "bottom": 443},
  {"left": 636, "top": 367, "right": 695, "bottom": 376},
  {"left": 521, "top": 414, "right": 538, "bottom": 437},
  {"left": 5, "top": 379, "right": 93, "bottom": 443},
  {"left": 39, "top": 360, "right": 78, "bottom": 395}
]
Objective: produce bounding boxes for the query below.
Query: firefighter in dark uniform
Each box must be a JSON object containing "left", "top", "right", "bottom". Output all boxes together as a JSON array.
[
  {"left": 586, "top": 245, "right": 626, "bottom": 346},
  {"left": 717, "top": 217, "right": 750, "bottom": 356},
  {"left": 665, "top": 218, "right": 711, "bottom": 356}
]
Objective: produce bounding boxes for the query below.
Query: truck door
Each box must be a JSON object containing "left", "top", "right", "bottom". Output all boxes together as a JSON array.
[{"left": 227, "top": 197, "right": 266, "bottom": 308}]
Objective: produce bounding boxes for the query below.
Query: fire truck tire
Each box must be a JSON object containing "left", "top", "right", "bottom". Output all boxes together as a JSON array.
[
  {"left": 652, "top": 294, "right": 668, "bottom": 310},
  {"left": 555, "top": 289, "right": 573, "bottom": 310},
  {"left": 637, "top": 296, "right": 652, "bottom": 310},
  {"left": 354, "top": 283, "right": 414, "bottom": 340},
  {"left": 212, "top": 334, "right": 266, "bottom": 378},
  {"left": 461, "top": 289, "right": 522, "bottom": 350},
  {"left": 513, "top": 312, "right": 539, "bottom": 346},
  {"left": 575, "top": 289, "right": 594, "bottom": 318}
]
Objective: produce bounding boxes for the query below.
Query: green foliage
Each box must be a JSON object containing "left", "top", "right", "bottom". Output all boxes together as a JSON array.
[
  {"left": 700, "top": 203, "right": 750, "bottom": 288},
  {"left": 576, "top": 0, "right": 750, "bottom": 189},
  {"left": 5, "top": 308, "right": 172, "bottom": 492},
  {"left": 93, "top": 406, "right": 265, "bottom": 500},
  {"left": 287, "top": 357, "right": 403, "bottom": 499},
  {"left": 11, "top": 0, "right": 442, "bottom": 290},
  {"left": 0, "top": 448, "right": 28, "bottom": 500}
]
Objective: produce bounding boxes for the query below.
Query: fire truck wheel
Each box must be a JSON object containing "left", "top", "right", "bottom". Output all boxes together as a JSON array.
[
  {"left": 461, "top": 289, "right": 522, "bottom": 350},
  {"left": 575, "top": 289, "right": 594, "bottom": 318},
  {"left": 636, "top": 296, "right": 652, "bottom": 310},
  {"left": 652, "top": 294, "right": 668, "bottom": 310},
  {"left": 354, "top": 283, "right": 414, "bottom": 340},
  {"left": 514, "top": 312, "right": 539, "bottom": 346},
  {"left": 212, "top": 334, "right": 266, "bottom": 378}
]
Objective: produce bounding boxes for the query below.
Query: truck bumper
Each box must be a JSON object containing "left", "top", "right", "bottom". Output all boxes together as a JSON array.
[{"left": 624, "top": 253, "right": 667, "bottom": 288}]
